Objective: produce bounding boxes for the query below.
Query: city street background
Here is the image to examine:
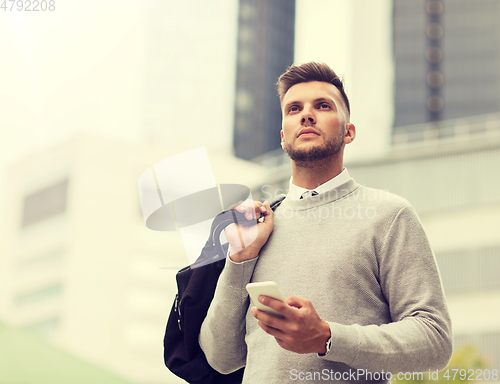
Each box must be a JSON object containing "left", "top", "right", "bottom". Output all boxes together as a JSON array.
[{"left": 0, "top": 0, "right": 499, "bottom": 383}]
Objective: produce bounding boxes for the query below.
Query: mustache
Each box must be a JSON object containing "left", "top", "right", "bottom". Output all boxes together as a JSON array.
[{"left": 301, "top": 122, "right": 315, "bottom": 128}]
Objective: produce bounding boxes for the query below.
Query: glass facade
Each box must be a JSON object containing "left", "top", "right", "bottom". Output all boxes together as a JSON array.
[
  {"left": 233, "top": 0, "right": 296, "bottom": 160},
  {"left": 14, "top": 283, "right": 63, "bottom": 307},
  {"left": 393, "top": 0, "right": 500, "bottom": 137}
]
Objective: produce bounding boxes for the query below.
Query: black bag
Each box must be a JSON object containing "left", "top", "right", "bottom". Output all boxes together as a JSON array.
[{"left": 164, "top": 197, "right": 285, "bottom": 384}]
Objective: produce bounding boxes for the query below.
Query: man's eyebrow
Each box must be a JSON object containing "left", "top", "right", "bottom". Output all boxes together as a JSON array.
[
  {"left": 313, "top": 97, "right": 338, "bottom": 109},
  {"left": 283, "top": 100, "right": 301, "bottom": 110},
  {"left": 314, "top": 97, "right": 336, "bottom": 104}
]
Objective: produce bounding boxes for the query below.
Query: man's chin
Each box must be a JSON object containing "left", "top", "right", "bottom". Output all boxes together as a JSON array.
[{"left": 287, "top": 148, "right": 335, "bottom": 162}]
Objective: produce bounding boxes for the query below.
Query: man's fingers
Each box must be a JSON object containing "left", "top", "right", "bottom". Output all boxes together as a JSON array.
[
  {"left": 251, "top": 306, "right": 282, "bottom": 326},
  {"left": 235, "top": 200, "right": 267, "bottom": 221},
  {"left": 257, "top": 296, "right": 292, "bottom": 316},
  {"left": 257, "top": 320, "right": 291, "bottom": 344},
  {"left": 260, "top": 201, "right": 272, "bottom": 220},
  {"left": 232, "top": 200, "right": 273, "bottom": 223},
  {"left": 251, "top": 308, "right": 297, "bottom": 346},
  {"left": 251, "top": 307, "right": 285, "bottom": 334}
]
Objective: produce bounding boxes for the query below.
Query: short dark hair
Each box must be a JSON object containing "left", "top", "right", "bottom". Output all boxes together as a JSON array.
[{"left": 277, "top": 62, "right": 350, "bottom": 114}]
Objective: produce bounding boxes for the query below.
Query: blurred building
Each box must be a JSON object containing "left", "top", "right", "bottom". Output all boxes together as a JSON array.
[
  {"left": 233, "top": 0, "right": 296, "bottom": 160},
  {"left": 142, "top": 0, "right": 239, "bottom": 153},
  {"left": 0, "top": 134, "right": 267, "bottom": 384},
  {"left": 393, "top": 0, "right": 500, "bottom": 141}
]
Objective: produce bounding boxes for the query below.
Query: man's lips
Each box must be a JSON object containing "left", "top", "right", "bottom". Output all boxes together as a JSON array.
[{"left": 298, "top": 128, "right": 320, "bottom": 137}]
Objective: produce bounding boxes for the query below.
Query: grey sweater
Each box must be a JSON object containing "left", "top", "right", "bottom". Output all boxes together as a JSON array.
[{"left": 199, "top": 179, "right": 452, "bottom": 383}]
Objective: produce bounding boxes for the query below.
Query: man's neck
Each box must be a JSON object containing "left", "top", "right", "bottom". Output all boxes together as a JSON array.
[{"left": 291, "top": 157, "right": 344, "bottom": 190}]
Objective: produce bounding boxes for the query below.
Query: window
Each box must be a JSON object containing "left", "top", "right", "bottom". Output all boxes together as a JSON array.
[
  {"left": 14, "top": 283, "right": 63, "bottom": 307},
  {"left": 438, "top": 245, "right": 500, "bottom": 295},
  {"left": 22, "top": 179, "right": 68, "bottom": 227},
  {"left": 16, "top": 248, "right": 65, "bottom": 271}
]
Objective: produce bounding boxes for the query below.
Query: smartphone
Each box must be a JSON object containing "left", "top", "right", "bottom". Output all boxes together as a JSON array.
[{"left": 246, "top": 281, "right": 286, "bottom": 318}]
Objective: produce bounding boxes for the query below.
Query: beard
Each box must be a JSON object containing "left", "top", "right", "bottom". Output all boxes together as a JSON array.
[{"left": 284, "top": 129, "right": 345, "bottom": 164}]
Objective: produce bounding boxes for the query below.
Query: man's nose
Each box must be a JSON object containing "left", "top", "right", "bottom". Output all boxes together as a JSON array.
[{"left": 301, "top": 106, "right": 316, "bottom": 124}]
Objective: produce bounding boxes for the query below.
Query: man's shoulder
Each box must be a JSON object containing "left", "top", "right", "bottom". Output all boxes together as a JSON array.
[{"left": 349, "top": 183, "right": 413, "bottom": 212}]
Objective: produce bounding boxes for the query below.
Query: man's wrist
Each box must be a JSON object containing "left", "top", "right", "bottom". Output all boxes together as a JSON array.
[
  {"left": 229, "top": 247, "right": 260, "bottom": 263},
  {"left": 318, "top": 321, "right": 332, "bottom": 355}
]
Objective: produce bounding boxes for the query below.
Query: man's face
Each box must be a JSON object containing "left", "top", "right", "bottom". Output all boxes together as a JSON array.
[{"left": 280, "top": 81, "right": 350, "bottom": 163}]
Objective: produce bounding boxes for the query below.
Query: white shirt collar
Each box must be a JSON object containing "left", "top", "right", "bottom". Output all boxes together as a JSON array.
[{"left": 287, "top": 168, "right": 351, "bottom": 201}]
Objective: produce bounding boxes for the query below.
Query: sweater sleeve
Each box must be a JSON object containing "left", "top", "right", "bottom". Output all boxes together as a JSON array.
[
  {"left": 199, "top": 256, "right": 258, "bottom": 374},
  {"left": 319, "top": 205, "right": 453, "bottom": 374}
]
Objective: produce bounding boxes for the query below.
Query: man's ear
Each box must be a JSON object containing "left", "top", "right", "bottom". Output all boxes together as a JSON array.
[
  {"left": 280, "top": 130, "right": 286, "bottom": 150},
  {"left": 344, "top": 123, "right": 356, "bottom": 144}
]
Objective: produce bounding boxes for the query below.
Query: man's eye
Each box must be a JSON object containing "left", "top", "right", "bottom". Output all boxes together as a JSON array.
[
  {"left": 289, "top": 106, "right": 299, "bottom": 113},
  {"left": 319, "top": 103, "right": 330, "bottom": 109}
]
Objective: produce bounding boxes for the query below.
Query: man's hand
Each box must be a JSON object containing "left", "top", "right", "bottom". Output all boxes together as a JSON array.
[
  {"left": 225, "top": 200, "right": 274, "bottom": 263},
  {"left": 250, "top": 295, "right": 331, "bottom": 354}
]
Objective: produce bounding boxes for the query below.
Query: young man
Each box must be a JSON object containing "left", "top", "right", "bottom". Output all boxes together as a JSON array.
[{"left": 199, "top": 62, "right": 452, "bottom": 383}]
